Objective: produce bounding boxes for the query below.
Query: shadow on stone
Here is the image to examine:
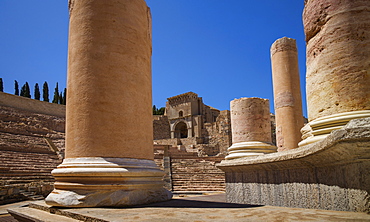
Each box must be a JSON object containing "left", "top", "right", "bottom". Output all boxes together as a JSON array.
[{"left": 131, "top": 199, "right": 263, "bottom": 209}]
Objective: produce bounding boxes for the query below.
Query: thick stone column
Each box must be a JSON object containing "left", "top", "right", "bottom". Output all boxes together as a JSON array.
[
  {"left": 299, "top": 0, "right": 370, "bottom": 146},
  {"left": 45, "top": 0, "right": 172, "bottom": 207},
  {"left": 225, "top": 98, "right": 276, "bottom": 160},
  {"left": 271, "top": 37, "right": 304, "bottom": 151}
]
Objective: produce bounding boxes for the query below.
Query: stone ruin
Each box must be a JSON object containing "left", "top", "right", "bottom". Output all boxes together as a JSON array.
[
  {"left": 153, "top": 92, "right": 231, "bottom": 156},
  {"left": 4, "top": 0, "right": 370, "bottom": 218}
]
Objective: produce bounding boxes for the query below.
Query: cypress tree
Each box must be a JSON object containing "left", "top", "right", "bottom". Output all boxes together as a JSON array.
[
  {"left": 14, "top": 80, "right": 19, "bottom": 96},
  {"left": 52, "top": 82, "right": 59, "bottom": 103},
  {"left": 43, "top": 81, "right": 49, "bottom": 102},
  {"left": 34, "top": 83, "right": 40, "bottom": 100},
  {"left": 62, "top": 88, "right": 67, "bottom": 105},
  {"left": 0, "top": 78, "right": 3, "bottom": 92},
  {"left": 20, "top": 84, "right": 25, "bottom": 97},
  {"left": 24, "top": 82, "right": 31, "bottom": 98},
  {"left": 153, "top": 105, "right": 157, "bottom": 115},
  {"left": 59, "top": 92, "right": 63, "bottom": 104}
]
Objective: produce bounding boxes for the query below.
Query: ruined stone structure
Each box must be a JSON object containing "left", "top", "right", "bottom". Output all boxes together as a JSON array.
[
  {"left": 299, "top": 0, "right": 370, "bottom": 146},
  {"left": 225, "top": 97, "right": 276, "bottom": 159},
  {"left": 0, "top": 91, "right": 226, "bottom": 203},
  {"left": 166, "top": 92, "right": 219, "bottom": 139},
  {"left": 271, "top": 37, "right": 304, "bottom": 151},
  {"left": 0, "top": 92, "right": 65, "bottom": 204},
  {"left": 154, "top": 92, "right": 232, "bottom": 156},
  {"left": 218, "top": 0, "right": 370, "bottom": 213},
  {"left": 45, "top": 0, "right": 171, "bottom": 207}
]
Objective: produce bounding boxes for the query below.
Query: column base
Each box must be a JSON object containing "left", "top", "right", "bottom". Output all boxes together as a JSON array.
[
  {"left": 225, "top": 141, "right": 277, "bottom": 160},
  {"left": 45, "top": 157, "right": 172, "bottom": 207},
  {"left": 299, "top": 110, "right": 370, "bottom": 147}
]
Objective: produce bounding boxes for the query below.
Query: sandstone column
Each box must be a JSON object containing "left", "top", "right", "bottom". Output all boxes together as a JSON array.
[
  {"left": 271, "top": 37, "right": 304, "bottom": 151},
  {"left": 299, "top": 0, "right": 370, "bottom": 146},
  {"left": 45, "top": 0, "right": 171, "bottom": 207},
  {"left": 225, "top": 98, "right": 276, "bottom": 160}
]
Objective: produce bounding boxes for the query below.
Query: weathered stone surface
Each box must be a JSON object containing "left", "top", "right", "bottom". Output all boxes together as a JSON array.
[
  {"left": 230, "top": 98, "right": 271, "bottom": 143},
  {"left": 65, "top": 0, "right": 153, "bottom": 159},
  {"left": 271, "top": 37, "right": 304, "bottom": 151},
  {"left": 304, "top": 0, "right": 370, "bottom": 121},
  {"left": 217, "top": 118, "right": 370, "bottom": 212}
]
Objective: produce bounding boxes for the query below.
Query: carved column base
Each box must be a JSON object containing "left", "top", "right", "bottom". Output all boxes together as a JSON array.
[
  {"left": 45, "top": 157, "right": 172, "bottom": 207},
  {"left": 225, "top": 141, "right": 277, "bottom": 160},
  {"left": 299, "top": 110, "right": 370, "bottom": 147}
]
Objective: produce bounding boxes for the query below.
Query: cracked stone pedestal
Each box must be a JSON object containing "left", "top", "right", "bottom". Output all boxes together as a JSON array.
[
  {"left": 45, "top": 158, "right": 171, "bottom": 207},
  {"left": 45, "top": 0, "right": 171, "bottom": 207},
  {"left": 300, "top": 0, "right": 370, "bottom": 146},
  {"left": 225, "top": 98, "right": 276, "bottom": 160}
]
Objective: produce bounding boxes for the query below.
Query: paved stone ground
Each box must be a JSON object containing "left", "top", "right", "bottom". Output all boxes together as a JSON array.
[
  {"left": 3, "top": 194, "right": 370, "bottom": 221},
  {"left": 0, "top": 201, "right": 31, "bottom": 222}
]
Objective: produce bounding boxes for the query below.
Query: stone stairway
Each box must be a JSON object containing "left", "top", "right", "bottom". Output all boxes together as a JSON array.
[
  {"left": 0, "top": 150, "right": 61, "bottom": 184},
  {"left": 154, "top": 145, "right": 225, "bottom": 192},
  {"left": 170, "top": 157, "right": 225, "bottom": 192}
]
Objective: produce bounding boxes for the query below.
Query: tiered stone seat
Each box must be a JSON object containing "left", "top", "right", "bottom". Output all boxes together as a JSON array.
[{"left": 0, "top": 150, "right": 61, "bottom": 185}]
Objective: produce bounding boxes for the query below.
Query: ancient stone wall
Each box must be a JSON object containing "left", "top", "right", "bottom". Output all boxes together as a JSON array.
[
  {"left": 153, "top": 115, "right": 170, "bottom": 140},
  {"left": 203, "top": 110, "right": 232, "bottom": 154},
  {"left": 0, "top": 92, "right": 65, "bottom": 118}
]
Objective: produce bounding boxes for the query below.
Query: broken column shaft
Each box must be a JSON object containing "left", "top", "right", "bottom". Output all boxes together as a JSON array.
[
  {"left": 271, "top": 37, "right": 304, "bottom": 151},
  {"left": 225, "top": 97, "right": 276, "bottom": 160},
  {"left": 45, "top": 0, "right": 171, "bottom": 207}
]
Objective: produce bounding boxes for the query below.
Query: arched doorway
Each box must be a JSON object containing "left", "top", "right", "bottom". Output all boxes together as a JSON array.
[{"left": 174, "top": 121, "right": 188, "bottom": 138}]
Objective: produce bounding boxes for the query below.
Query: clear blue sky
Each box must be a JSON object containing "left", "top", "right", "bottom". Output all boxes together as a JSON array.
[{"left": 0, "top": 1, "right": 307, "bottom": 117}]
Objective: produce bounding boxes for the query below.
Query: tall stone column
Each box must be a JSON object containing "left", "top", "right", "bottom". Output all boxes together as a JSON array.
[
  {"left": 271, "top": 37, "right": 304, "bottom": 151},
  {"left": 45, "top": 0, "right": 172, "bottom": 207},
  {"left": 225, "top": 98, "right": 276, "bottom": 160},
  {"left": 299, "top": 0, "right": 370, "bottom": 146}
]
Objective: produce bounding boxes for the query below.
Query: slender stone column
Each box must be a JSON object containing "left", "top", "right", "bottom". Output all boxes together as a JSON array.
[
  {"left": 45, "top": 0, "right": 172, "bottom": 207},
  {"left": 299, "top": 0, "right": 370, "bottom": 146},
  {"left": 225, "top": 98, "right": 276, "bottom": 160},
  {"left": 271, "top": 37, "right": 304, "bottom": 151}
]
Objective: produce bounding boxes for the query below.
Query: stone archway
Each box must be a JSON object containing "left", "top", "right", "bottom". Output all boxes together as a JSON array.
[{"left": 174, "top": 121, "right": 188, "bottom": 138}]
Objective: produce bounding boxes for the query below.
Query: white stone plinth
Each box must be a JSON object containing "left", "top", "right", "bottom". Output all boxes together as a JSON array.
[
  {"left": 45, "top": 157, "right": 172, "bottom": 207},
  {"left": 299, "top": 110, "right": 370, "bottom": 146},
  {"left": 225, "top": 141, "right": 277, "bottom": 160}
]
